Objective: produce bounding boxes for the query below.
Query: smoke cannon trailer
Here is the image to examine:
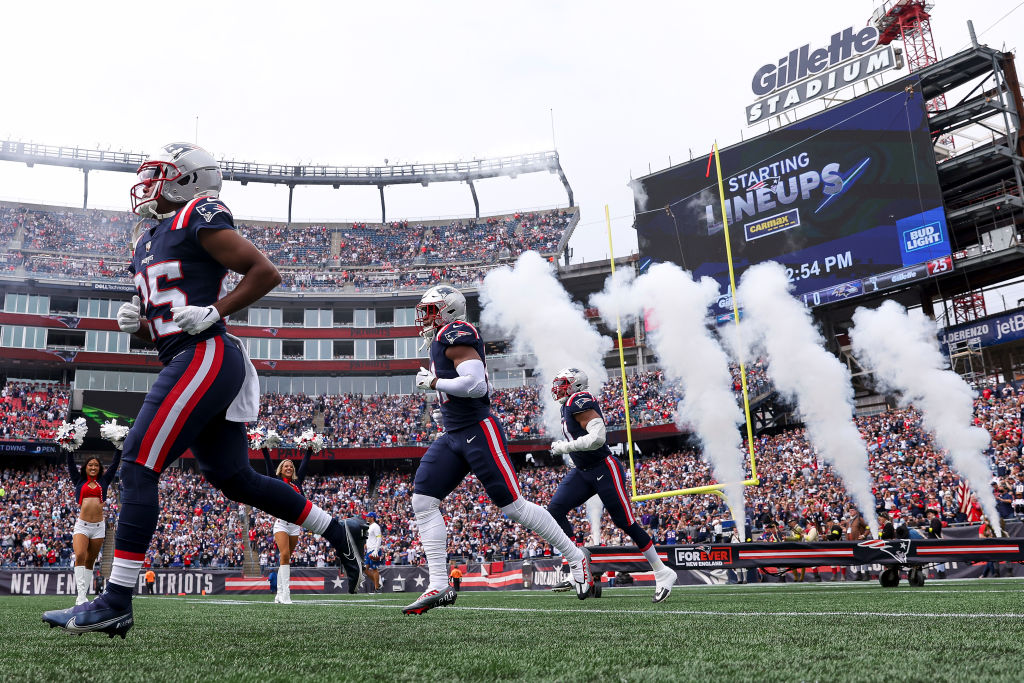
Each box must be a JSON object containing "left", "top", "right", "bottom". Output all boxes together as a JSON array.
[{"left": 586, "top": 539, "right": 1024, "bottom": 589}]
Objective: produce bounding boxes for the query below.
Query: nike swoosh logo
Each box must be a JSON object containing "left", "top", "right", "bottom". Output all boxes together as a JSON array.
[
  {"left": 596, "top": 475, "right": 604, "bottom": 481},
  {"left": 467, "top": 436, "right": 476, "bottom": 443}
]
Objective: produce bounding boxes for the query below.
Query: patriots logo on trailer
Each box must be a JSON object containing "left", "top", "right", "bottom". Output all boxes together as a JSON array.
[
  {"left": 443, "top": 329, "right": 472, "bottom": 344},
  {"left": 858, "top": 539, "right": 912, "bottom": 563}
]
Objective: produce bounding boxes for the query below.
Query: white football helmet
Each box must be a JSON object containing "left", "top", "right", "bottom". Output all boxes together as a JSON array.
[
  {"left": 416, "top": 285, "right": 467, "bottom": 342},
  {"left": 551, "top": 367, "right": 588, "bottom": 404},
  {"left": 130, "top": 142, "right": 222, "bottom": 217}
]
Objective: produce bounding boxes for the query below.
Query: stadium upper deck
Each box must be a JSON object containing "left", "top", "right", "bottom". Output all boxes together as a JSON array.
[{"left": 0, "top": 201, "right": 578, "bottom": 294}]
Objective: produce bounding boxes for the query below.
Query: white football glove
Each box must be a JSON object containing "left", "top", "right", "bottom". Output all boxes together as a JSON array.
[
  {"left": 416, "top": 366, "right": 437, "bottom": 391},
  {"left": 117, "top": 296, "right": 141, "bottom": 334},
  {"left": 431, "top": 409, "right": 443, "bottom": 425},
  {"left": 171, "top": 305, "right": 221, "bottom": 335},
  {"left": 550, "top": 440, "right": 572, "bottom": 455}
]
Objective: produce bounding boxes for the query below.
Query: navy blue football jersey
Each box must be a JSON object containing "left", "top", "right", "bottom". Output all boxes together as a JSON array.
[
  {"left": 430, "top": 320, "right": 490, "bottom": 431},
  {"left": 128, "top": 197, "right": 234, "bottom": 364},
  {"left": 561, "top": 391, "right": 611, "bottom": 469}
]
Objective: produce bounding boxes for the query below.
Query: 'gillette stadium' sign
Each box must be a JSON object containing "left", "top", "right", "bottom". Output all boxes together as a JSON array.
[{"left": 746, "top": 26, "right": 898, "bottom": 125}]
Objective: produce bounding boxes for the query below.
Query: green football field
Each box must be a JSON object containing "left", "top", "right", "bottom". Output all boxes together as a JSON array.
[{"left": 3, "top": 579, "right": 1023, "bottom": 682}]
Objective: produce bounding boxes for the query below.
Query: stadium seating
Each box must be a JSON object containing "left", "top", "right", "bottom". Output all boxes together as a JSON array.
[
  {"left": 0, "top": 202, "right": 576, "bottom": 293},
  {"left": 2, "top": 381, "right": 1020, "bottom": 568}
]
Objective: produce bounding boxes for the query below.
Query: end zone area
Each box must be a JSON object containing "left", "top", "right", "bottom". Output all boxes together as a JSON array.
[{"left": 3, "top": 579, "right": 1022, "bottom": 682}]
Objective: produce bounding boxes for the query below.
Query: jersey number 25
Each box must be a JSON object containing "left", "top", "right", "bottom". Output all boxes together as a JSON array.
[{"left": 133, "top": 260, "right": 186, "bottom": 337}]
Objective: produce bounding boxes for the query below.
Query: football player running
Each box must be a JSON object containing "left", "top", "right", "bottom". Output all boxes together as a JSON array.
[
  {"left": 547, "top": 367, "right": 677, "bottom": 603},
  {"left": 403, "top": 285, "right": 594, "bottom": 614},
  {"left": 43, "top": 143, "right": 366, "bottom": 638}
]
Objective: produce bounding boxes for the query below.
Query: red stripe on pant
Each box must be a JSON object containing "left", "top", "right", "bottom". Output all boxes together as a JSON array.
[
  {"left": 606, "top": 457, "right": 636, "bottom": 525},
  {"left": 295, "top": 500, "right": 313, "bottom": 525},
  {"left": 114, "top": 549, "right": 145, "bottom": 561},
  {"left": 152, "top": 337, "right": 224, "bottom": 472},
  {"left": 483, "top": 417, "right": 519, "bottom": 501},
  {"left": 139, "top": 340, "right": 212, "bottom": 472}
]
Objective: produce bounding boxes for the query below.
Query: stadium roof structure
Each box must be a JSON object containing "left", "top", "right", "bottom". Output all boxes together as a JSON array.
[{"left": 0, "top": 141, "right": 574, "bottom": 223}]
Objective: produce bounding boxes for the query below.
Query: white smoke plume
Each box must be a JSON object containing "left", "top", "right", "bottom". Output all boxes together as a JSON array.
[
  {"left": 592, "top": 264, "right": 747, "bottom": 539},
  {"left": 737, "top": 262, "right": 879, "bottom": 537},
  {"left": 480, "top": 251, "right": 610, "bottom": 434},
  {"left": 630, "top": 180, "right": 649, "bottom": 213},
  {"left": 850, "top": 300, "right": 1001, "bottom": 534}
]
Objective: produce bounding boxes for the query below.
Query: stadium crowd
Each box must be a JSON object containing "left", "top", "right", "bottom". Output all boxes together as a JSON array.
[
  {"left": 0, "top": 382, "right": 70, "bottom": 441},
  {"left": 0, "top": 203, "right": 574, "bottom": 289},
  {"left": 1, "top": 202, "right": 574, "bottom": 295},
  {"left": 2, "top": 381, "right": 1021, "bottom": 568}
]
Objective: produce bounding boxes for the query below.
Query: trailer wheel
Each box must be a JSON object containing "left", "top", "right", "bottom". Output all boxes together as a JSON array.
[
  {"left": 908, "top": 567, "right": 925, "bottom": 587},
  {"left": 879, "top": 567, "right": 900, "bottom": 587}
]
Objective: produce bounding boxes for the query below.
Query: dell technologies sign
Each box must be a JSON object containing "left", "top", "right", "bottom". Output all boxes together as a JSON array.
[{"left": 746, "top": 26, "right": 897, "bottom": 125}]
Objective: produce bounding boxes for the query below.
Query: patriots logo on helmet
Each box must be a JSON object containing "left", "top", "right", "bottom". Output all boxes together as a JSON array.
[
  {"left": 435, "top": 285, "right": 457, "bottom": 296},
  {"left": 165, "top": 143, "right": 197, "bottom": 160},
  {"left": 444, "top": 329, "right": 472, "bottom": 344}
]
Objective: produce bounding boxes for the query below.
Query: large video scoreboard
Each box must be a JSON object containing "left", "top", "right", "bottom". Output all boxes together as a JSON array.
[{"left": 633, "top": 76, "right": 951, "bottom": 312}]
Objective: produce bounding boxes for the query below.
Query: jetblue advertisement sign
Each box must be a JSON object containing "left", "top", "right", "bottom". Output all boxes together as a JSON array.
[{"left": 939, "top": 310, "right": 1024, "bottom": 349}]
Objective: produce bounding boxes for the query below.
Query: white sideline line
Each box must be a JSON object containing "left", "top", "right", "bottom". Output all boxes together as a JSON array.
[
  {"left": 162, "top": 597, "right": 1024, "bottom": 619},
  {"left": 444, "top": 606, "right": 1024, "bottom": 619}
]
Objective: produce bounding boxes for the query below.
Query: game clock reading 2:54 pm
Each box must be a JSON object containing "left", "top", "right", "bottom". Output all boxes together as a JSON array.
[{"left": 632, "top": 75, "right": 952, "bottom": 311}]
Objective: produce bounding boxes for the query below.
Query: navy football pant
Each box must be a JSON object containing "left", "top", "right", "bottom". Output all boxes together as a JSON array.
[
  {"left": 548, "top": 455, "right": 653, "bottom": 550},
  {"left": 413, "top": 415, "right": 520, "bottom": 507},
  {"left": 111, "top": 336, "right": 316, "bottom": 585}
]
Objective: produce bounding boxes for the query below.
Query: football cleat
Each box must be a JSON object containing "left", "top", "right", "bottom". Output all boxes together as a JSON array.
[
  {"left": 570, "top": 548, "right": 594, "bottom": 600},
  {"left": 549, "top": 579, "right": 574, "bottom": 593},
  {"left": 334, "top": 517, "right": 369, "bottom": 595},
  {"left": 402, "top": 586, "right": 457, "bottom": 615},
  {"left": 42, "top": 598, "right": 133, "bottom": 639},
  {"left": 653, "top": 567, "right": 677, "bottom": 604}
]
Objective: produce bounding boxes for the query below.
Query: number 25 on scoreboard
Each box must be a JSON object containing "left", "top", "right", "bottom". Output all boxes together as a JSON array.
[{"left": 927, "top": 255, "right": 952, "bottom": 275}]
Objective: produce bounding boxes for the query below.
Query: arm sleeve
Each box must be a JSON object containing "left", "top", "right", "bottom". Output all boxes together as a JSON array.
[
  {"left": 434, "top": 358, "right": 488, "bottom": 399},
  {"left": 563, "top": 417, "right": 607, "bottom": 452},
  {"left": 102, "top": 449, "right": 123, "bottom": 488},
  {"left": 66, "top": 451, "right": 80, "bottom": 484},
  {"left": 262, "top": 447, "right": 274, "bottom": 477},
  {"left": 295, "top": 447, "right": 312, "bottom": 484}
]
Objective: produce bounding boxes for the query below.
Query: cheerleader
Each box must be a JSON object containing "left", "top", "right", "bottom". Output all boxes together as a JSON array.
[
  {"left": 68, "top": 451, "right": 121, "bottom": 605},
  {"left": 263, "top": 446, "right": 311, "bottom": 604}
]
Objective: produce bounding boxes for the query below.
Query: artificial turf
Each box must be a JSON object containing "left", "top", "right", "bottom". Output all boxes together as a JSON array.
[{"left": 3, "top": 579, "right": 1022, "bottom": 682}]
